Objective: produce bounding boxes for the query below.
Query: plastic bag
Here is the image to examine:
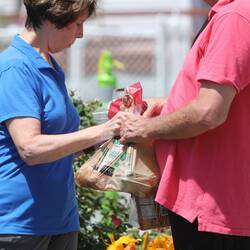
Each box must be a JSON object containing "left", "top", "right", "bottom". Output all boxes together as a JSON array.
[
  {"left": 75, "top": 138, "right": 159, "bottom": 197},
  {"left": 75, "top": 82, "right": 160, "bottom": 198},
  {"left": 108, "top": 81, "right": 148, "bottom": 118}
]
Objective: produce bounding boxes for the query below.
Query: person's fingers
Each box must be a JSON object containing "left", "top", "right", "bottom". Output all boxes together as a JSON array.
[
  {"left": 119, "top": 136, "right": 125, "bottom": 144},
  {"left": 142, "top": 108, "right": 154, "bottom": 117}
]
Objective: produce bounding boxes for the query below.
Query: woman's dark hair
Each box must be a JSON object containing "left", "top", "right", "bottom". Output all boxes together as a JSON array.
[{"left": 23, "top": 0, "right": 97, "bottom": 31}]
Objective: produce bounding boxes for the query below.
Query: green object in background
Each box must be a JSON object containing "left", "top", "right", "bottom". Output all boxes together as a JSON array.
[{"left": 97, "top": 50, "right": 124, "bottom": 89}]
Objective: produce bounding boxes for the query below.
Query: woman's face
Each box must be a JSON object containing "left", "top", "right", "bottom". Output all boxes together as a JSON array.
[{"left": 47, "top": 9, "right": 88, "bottom": 53}]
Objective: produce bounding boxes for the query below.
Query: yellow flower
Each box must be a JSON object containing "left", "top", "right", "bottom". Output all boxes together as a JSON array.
[
  {"left": 108, "top": 233, "right": 116, "bottom": 244},
  {"left": 106, "top": 232, "right": 174, "bottom": 250},
  {"left": 107, "top": 235, "right": 140, "bottom": 250},
  {"left": 141, "top": 232, "right": 149, "bottom": 250},
  {"left": 148, "top": 234, "right": 174, "bottom": 250}
]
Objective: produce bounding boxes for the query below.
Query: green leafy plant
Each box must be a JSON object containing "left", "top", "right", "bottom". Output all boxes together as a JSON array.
[{"left": 70, "top": 91, "right": 131, "bottom": 250}]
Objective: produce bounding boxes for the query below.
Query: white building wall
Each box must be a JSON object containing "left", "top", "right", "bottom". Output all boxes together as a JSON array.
[
  {"left": 99, "top": 0, "right": 192, "bottom": 12},
  {"left": 0, "top": 0, "right": 21, "bottom": 15}
]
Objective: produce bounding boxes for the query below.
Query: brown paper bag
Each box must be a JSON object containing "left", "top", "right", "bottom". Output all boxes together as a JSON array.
[{"left": 75, "top": 138, "right": 160, "bottom": 198}]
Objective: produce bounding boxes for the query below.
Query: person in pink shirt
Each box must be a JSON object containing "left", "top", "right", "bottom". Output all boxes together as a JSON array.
[{"left": 120, "top": 0, "right": 250, "bottom": 249}]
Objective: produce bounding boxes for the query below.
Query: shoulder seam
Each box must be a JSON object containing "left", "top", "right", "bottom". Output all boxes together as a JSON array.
[
  {"left": 0, "top": 59, "right": 27, "bottom": 75},
  {"left": 215, "top": 11, "right": 250, "bottom": 26}
]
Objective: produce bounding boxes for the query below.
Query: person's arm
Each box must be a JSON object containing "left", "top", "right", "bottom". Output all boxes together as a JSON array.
[
  {"left": 6, "top": 112, "right": 124, "bottom": 166},
  {"left": 120, "top": 81, "right": 236, "bottom": 143}
]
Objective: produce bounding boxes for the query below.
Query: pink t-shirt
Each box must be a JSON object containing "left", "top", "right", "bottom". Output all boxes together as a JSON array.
[{"left": 155, "top": 0, "right": 250, "bottom": 236}]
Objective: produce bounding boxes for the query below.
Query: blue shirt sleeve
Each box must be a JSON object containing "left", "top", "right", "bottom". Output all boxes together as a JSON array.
[{"left": 0, "top": 64, "right": 41, "bottom": 123}]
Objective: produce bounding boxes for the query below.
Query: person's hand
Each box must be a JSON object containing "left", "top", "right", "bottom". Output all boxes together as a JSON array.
[
  {"left": 100, "top": 111, "right": 125, "bottom": 141},
  {"left": 120, "top": 112, "right": 151, "bottom": 144},
  {"left": 143, "top": 97, "right": 166, "bottom": 117}
]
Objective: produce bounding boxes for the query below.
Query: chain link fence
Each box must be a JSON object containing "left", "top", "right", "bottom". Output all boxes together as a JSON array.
[{"left": 66, "top": 14, "right": 197, "bottom": 101}]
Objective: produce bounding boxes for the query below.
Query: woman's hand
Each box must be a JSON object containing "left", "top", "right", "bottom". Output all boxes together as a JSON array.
[{"left": 99, "top": 111, "right": 125, "bottom": 141}]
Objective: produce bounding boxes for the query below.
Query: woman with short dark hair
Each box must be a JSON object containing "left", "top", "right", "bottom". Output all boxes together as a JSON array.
[
  {"left": 23, "top": 0, "right": 96, "bottom": 30},
  {"left": 0, "top": 1, "right": 124, "bottom": 249}
]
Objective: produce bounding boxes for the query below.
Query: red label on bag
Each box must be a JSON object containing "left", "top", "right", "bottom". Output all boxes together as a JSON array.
[{"left": 108, "top": 81, "right": 146, "bottom": 119}]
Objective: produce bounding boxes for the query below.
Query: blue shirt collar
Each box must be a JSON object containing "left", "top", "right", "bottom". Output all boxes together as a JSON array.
[{"left": 11, "top": 34, "right": 62, "bottom": 72}]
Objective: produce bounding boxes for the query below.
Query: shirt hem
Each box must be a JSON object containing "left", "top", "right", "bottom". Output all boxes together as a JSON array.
[
  {"left": 198, "top": 219, "right": 250, "bottom": 237},
  {"left": 0, "top": 112, "right": 40, "bottom": 123},
  {"left": 156, "top": 197, "right": 250, "bottom": 236},
  {"left": 0, "top": 225, "right": 80, "bottom": 236},
  {"left": 155, "top": 196, "right": 198, "bottom": 223}
]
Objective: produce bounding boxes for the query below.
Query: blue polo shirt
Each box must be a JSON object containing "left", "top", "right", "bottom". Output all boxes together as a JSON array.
[{"left": 0, "top": 35, "right": 80, "bottom": 235}]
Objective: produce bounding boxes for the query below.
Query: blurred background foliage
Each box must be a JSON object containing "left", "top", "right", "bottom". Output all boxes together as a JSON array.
[{"left": 71, "top": 91, "right": 132, "bottom": 250}]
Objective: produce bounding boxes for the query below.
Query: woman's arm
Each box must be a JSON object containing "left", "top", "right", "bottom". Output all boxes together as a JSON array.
[{"left": 6, "top": 112, "right": 124, "bottom": 166}]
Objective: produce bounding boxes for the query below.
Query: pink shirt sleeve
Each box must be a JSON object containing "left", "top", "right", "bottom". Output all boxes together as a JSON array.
[{"left": 197, "top": 12, "right": 250, "bottom": 92}]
